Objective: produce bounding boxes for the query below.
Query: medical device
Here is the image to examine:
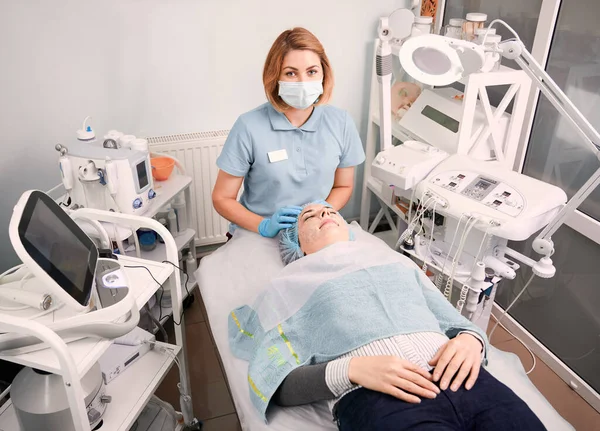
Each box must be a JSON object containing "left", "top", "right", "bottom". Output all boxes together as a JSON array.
[
  {"left": 398, "top": 21, "right": 600, "bottom": 276},
  {"left": 98, "top": 327, "right": 155, "bottom": 384},
  {"left": 398, "top": 88, "right": 510, "bottom": 160},
  {"left": 56, "top": 139, "right": 156, "bottom": 216},
  {"left": 10, "top": 362, "right": 110, "bottom": 431},
  {"left": 371, "top": 140, "right": 449, "bottom": 190},
  {"left": 0, "top": 190, "right": 139, "bottom": 351},
  {"left": 415, "top": 154, "right": 567, "bottom": 241}
]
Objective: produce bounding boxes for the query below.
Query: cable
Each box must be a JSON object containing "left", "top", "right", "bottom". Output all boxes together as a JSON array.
[
  {"left": 444, "top": 215, "right": 477, "bottom": 300},
  {"left": 488, "top": 273, "right": 536, "bottom": 342},
  {"left": 144, "top": 303, "right": 168, "bottom": 343},
  {"left": 489, "top": 311, "right": 536, "bottom": 375},
  {"left": 421, "top": 202, "right": 438, "bottom": 274},
  {"left": 124, "top": 260, "right": 191, "bottom": 327},
  {"left": 435, "top": 214, "right": 466, "bottom": 290},
  {"left": 456, "top": 226, "right": 493, "bottom": 313}
]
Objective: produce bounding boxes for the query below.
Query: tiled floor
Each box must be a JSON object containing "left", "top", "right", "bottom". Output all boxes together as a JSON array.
[{"left": 155, "top": 286, "right": 600, "bottom": 430}]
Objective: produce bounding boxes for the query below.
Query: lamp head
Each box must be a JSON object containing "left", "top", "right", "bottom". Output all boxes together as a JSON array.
[{"left": 399, "top": 34, "right": 487, "bottom": 86}]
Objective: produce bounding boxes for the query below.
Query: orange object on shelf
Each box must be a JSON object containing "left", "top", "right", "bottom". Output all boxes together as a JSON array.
[{"left": 150, "top": 156, "right": 175, "bottom": 181}]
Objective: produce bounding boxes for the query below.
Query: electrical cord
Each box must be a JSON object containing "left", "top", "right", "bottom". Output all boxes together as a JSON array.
[
  {"left": 489, "top": 310, "right": 536, "bottom": 375},
  {"left": 444, "top": 215, "right": 477, "bottom": 300},
  {"left": 124, "top": 260, "right": 192, "bottom": 327},
  {"left": 488, "top": 273, "right": 536, "bottom": 342}
]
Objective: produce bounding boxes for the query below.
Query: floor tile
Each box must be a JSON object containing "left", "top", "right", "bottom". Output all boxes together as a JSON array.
[
  {"left": 494, "top": 338, "right": 600, "bottom": 430},
  {"left": 184, "top": 322, "right": 224, "bottom": 384},
  {"left": 486, "top": 319, "right": 514, "bottom": 345},
  {"left": 184, "top": 288, "right": 205, "bottom": 325},
  {"left": 155, "top": 322, "right": 225, "bottom": 416},
  {"left": 201, "top": 413, "right": 242, "bottom": 431},
  {"left": 192, "top": 380, "right": 236, "bottom": 420}
]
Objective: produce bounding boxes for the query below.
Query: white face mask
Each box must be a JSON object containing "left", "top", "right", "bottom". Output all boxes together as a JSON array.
[{"left": 278, "top": 80, "right": 323, "bottom": 110}]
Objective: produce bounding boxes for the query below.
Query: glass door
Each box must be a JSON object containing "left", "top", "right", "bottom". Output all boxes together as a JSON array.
[{"left": 497, "top": 0, "right": 600, "bottom": 394}]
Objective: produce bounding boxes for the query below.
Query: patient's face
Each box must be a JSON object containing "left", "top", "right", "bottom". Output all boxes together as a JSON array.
[{"left": 297, "top": 204, "right": 349, "bottom": 255}]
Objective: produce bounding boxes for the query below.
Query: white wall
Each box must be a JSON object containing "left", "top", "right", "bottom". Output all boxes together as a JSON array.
[{"left": 0, "top": 0, "right": 409, "bottom": 270}]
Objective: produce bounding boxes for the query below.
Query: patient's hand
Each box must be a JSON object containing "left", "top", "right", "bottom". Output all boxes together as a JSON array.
[
  {"left": 348, "top": 356, "right": 440, "bottom": 403},
  {"left": 429, "top": 333, "right": 483, "bottom": 392}
]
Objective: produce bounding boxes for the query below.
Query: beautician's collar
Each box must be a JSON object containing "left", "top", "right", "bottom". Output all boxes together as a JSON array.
[{"left": 268, "top": 103, "right": 322, "bottom": 132}]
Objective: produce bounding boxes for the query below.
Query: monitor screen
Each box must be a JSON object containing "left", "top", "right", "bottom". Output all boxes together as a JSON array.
[
  {"left": 421, "top": 105, "right": 460, "bottom": 133},
  {"left": 18, "top": 191, "right": 97, "bottom": 306},
  {"left": 137, "top": 160, "right": 149, "bottom": 190}
]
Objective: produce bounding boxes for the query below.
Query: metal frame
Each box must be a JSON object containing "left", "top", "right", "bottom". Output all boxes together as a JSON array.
[{"left": 0, "top": 211, "right": 194, "bottom": 431}]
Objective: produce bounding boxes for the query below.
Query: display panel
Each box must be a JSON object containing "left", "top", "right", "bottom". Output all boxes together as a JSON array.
[
  {"left": 18, "top": 191, "right": 97, "bottom": 306},
  {"left": 421, "top": 105, "right": 460, "bottom": 133},
  {"left": 137, "top": 161, "right": 149, "bottom": 190}
]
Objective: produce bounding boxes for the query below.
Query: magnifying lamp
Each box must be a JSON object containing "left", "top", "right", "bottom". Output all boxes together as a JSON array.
[
  {"left": 399, "top": 33, "right": 491, "bottom": 86},
  {"left": 397, "top": 21, "right": 600, "bottom": 277}
]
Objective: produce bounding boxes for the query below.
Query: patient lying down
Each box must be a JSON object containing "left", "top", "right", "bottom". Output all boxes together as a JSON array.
[{"left": 228, "top": 203, "right": 545, "bottom": 430}]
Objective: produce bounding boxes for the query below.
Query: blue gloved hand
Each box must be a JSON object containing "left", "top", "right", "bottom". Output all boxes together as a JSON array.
[{"left": 258, "top": 205, "right": 303, "bottom": 238}]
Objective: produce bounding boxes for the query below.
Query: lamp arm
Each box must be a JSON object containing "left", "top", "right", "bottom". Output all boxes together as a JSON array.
[
  {"left": 498, "top": 39, "right": 600, "bottom": 257},
  {"left": 502, "top": 41, "right": 600, "bottom": 153}
]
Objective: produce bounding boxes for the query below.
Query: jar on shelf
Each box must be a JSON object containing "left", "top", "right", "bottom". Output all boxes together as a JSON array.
[
  {"left": 411, "top": 16, "right": 433, "bottom": 37},
  {"left": 462, "top": 13, "right": 487, "bottom": 41},
  {"left": 475, "top": 27, "right": 496, "bottom": 43},
  {"left": 444, "top": 18, "right": 464, "bottom": 39}
]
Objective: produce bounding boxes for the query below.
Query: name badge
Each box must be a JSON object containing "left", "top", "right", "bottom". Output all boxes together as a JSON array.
[{"left": 268, "top": 149, "right": 289, "bottom": 163}]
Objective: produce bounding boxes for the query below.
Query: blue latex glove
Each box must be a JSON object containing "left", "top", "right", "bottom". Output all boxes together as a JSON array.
[{"left": 258, "top": 206, "right": 303, "bottom": 238}]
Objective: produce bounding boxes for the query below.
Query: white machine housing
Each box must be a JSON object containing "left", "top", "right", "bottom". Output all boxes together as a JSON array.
[
  {"left": 60, "top": 140, "right": 155, "bottom": 216},
  {"left": 415, "top": 155, "right": 568, "bottom": 241},
  {"left": 399, "top": 88, "right": 510, "bottom": 161},
  {"left": 371, "top": 140, "right": 449, "bottom": 190}
]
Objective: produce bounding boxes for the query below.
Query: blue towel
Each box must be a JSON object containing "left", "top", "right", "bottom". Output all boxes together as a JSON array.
[{"left": 228, "top": 241, "right": 488, "bottom": 421}]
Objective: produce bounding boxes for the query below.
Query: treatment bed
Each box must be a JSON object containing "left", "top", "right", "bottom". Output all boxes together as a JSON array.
[{"left": 197, "top": 223, "right": 574, "bottom": 430}]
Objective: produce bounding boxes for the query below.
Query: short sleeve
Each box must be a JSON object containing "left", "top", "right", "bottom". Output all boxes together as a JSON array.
[
  {"left": 217, "top": 116, "right": 254, "bottom": 177},
  {"left": 338, "top": 111, "right": 366, "bottom": 168}
]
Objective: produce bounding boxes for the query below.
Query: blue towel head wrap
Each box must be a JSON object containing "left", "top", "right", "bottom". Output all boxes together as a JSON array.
[{"left": 278, "top": 201, "right": 355, "bottom": 265}]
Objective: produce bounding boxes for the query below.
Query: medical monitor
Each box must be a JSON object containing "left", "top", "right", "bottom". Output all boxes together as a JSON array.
[{"left": 10, "top": 190, "right": 98, "bottom": 309}]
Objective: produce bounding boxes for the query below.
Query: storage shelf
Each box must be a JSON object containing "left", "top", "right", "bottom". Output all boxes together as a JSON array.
[
  {"left": 0, "top": 256, "right": 172, "bottom": 377},
  {"left": 145, "top": 175, "right": 192, "bottom": 220},
  {"left": 65, "top": 174, "right": 192, "bottom": 243},
  {"left": 0, "top": 341, "right": 181, "bottom": 431},
  {"left": 367, "top": 177, "right": 405, "bottom": 220},
  {"left": 371, "top": 111, "right": 411, "bottom": 143},
  {"left": 135, "top": 228, "right": 196, "bottom": 261}
]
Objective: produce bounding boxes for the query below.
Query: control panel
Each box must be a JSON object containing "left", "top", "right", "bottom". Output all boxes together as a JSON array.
[{"left": 430, "top": 170, "right": 524, "bottom": 217}]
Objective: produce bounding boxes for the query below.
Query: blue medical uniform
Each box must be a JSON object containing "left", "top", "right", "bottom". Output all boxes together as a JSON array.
[{"left": 217, "top": 102, "right": 365, "bottom": 219}]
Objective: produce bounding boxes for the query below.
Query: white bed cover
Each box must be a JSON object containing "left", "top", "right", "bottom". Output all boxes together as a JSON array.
[{"left": 197, "top": 223, "right": 573, "bottom": 431}]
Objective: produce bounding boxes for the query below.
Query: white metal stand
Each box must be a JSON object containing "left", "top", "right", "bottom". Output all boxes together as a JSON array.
[
  {"left": 0, "top": 212, "right": 194, "bottom": 431},
  {"left": 359, "top": 38, "right": 532, "bottom": 232}
]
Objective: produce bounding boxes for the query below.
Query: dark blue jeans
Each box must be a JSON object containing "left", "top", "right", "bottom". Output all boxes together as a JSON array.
[{"left": 335, "top": 368, "right": 546, "bottom": 431}]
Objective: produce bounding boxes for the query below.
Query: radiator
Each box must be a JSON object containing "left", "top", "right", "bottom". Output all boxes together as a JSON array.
[{"left": 147, "top": 130, "right": 230, "bottom": 246}]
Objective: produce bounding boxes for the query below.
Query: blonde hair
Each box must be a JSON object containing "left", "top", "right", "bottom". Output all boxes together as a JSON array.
[{"left": 263, "top": 27, "right": 334, "bottom": 112}]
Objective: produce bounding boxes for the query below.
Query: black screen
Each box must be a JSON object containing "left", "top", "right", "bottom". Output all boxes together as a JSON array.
[
  {"left": 19, "top": 191, "right": 97, "bottom": 305},
  {"left": 137, "top": 161, "right": 149, "bottom": 189},
  {"left": 421, "top": 105, "right": 460, "bottom": 133}
]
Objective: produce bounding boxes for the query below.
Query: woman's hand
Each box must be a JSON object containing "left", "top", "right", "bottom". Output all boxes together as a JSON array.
[
  {"left": 429, "top": 333, "right": 483, "bottom": 392},
  {"left": 348, "top": 356, "right": 440, "bottom": 403}
]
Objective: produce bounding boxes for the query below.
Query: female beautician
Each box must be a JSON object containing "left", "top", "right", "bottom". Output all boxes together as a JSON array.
[{"left": 212, "top": 27, "right": 365, "bottom": 238}]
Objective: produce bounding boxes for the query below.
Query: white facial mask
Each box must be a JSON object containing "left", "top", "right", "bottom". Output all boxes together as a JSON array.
[{"left": 278, "top": 80, "right": 323, "bottom": 110}]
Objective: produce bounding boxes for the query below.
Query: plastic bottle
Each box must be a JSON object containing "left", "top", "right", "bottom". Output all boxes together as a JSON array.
[
  {"left": 185, "top": 252, "right": 197, "bottom": 276},
  {"left": 410, "top": 16, "right": 433, "bottom": 37},
  {"left": 172, "top": 193, "right": 188, "bottom": 232},
  {"left": 168, "top": 209, "right": 178, "bottom": 237}
]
